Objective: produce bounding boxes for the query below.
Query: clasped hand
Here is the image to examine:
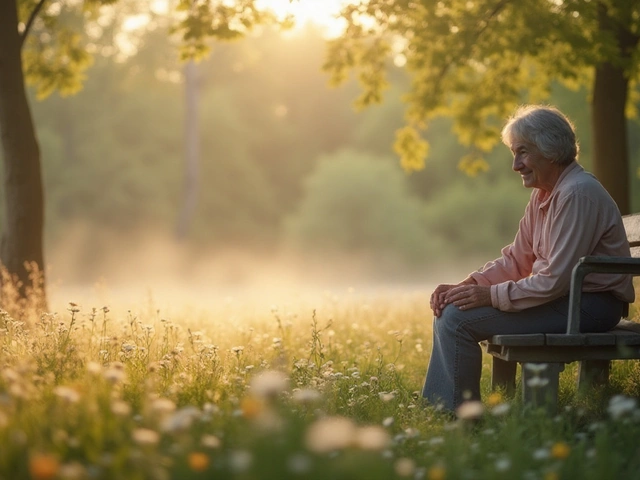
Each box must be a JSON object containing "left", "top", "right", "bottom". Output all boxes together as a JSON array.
[{"left": 429, "top": 283, "right": 491, "bottom": 317}]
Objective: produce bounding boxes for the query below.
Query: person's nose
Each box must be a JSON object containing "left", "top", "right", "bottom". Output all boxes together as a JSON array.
[{"left": 512, "top": 155, "right": 522, "bottom": 172}]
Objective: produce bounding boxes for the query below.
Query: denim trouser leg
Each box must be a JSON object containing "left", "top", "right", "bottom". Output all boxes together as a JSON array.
[{"left": 422, "top": 292, "right": 624, "bottom": 412}]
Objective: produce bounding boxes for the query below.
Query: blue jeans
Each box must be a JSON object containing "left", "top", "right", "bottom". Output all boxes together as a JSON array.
[{"left": 422, "top": 292, "right": 624, "bottom": 411}]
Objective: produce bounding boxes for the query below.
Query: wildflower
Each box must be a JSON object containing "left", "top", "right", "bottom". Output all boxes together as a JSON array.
[
  {"left": 240, "top": 396, "right": 264, "bottom": 419},
  {"left": 607, "top": 395, "right": 637, "bottom": 420},
  {"left": 107, "top": 400, "right": 130, "bottom": 418},
  {"left": 53, "top": 386, "right": 80, "bottom": 403},
  {"left": 162, "top": 406, "right": 200, "bottom": 432},
  {"left": 382, "top": 417, "right": 394, "bottom": 427},
  {"left": 292, "top": 388, "right": 322, "bottom": 405},
  {"left": 394, "top": 458, "right": 416, "bottom": 477},
  {"left": 486, "top": 392, "right": 502, "bottom": 407},
  {"left": 429, "top": 436, "right": 444, "bottom": 446},
  {"left": 524, "top": 363, "right": 548, "bottom": 373},
  {"left": 491, "top": 403, "right": 511, "bottom": 417},
  {"left": 250, "top": 370, "right": 289, "bottom": 399},
  {"left": 231, "top": 346, "right": 245, "bottom": 354},
  {"left": 132, "top": 428, "right": 160, "bottom": 446},
  {"left": 404, "top": 427, "right": 420, "bottom": 438},
  {"left": 150, "top": 398, "right": 176, "bottom": 415},
  {"left": 304, "top": 416, "right": 356, "bottom": 453},
  {"left": 532, "top": 448, "right": 550, "bottom": 460},
  {"left": 58, "top": 462, "right": 87, "bottom": 480},
  {"left": 28, "top": 453, "right": 59, "bottom": 480},
  {"left": 526, "top": 377, "right": 550, "bottom": 388},
  {"left": 495, "top": 457, "right": 511, "bottom": 472},
  {"left": 550, "top": 442, "right": 570, "bottom": 459},
  {"left": 228, "top": 450, "right": 252, "bottom": 473},
  {"left": 201, "top": 434, "right": 222, "bottom": 449},
  {"left": 188, "top": 452, "right": 209, "bottom": 472},
  {"left": 456, "top": 400, "right": 484, "bottom": 420},
  {"left": 379, "top": 392, "right": 395, "bottom": 402},
  {"left": 428, "top": 465, "right": 446, "bottom": 480},
  {"left": 354, "top": 425, "right": 391, "bottom": 451}
]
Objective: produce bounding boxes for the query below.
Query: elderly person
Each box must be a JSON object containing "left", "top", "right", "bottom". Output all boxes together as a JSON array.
[{"left": 423, "top": 105, "right": 635, "bottom": 412}]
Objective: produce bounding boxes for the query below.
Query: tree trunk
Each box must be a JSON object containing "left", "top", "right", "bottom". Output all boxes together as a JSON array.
[
  {"left": 591, "top": 62, "right": 629, "bottom": 214},
  {"left": 0, "top": 0, "right": 47, "bottom": 310},
  {"left": 176, "top": 60, "right": 200, "bottom": 239},
  {"left": 591, "top": 1, "right": 640, "bottom": 216}
]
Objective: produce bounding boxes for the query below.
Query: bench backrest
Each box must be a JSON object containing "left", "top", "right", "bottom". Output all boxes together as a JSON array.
[{"left": 623, "top": 213, "right": 640, "bottom": 257}]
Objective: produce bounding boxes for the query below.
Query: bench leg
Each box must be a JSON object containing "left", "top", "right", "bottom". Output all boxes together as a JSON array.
[
  {"left": 491, "top": 357, "right": 517, "bottom": 396},
  {"left": 577, "top": 360, "right": 610, "bottom": 391},
  {"left": 522, "top": 362, "right": 564, "bottom": 412}
]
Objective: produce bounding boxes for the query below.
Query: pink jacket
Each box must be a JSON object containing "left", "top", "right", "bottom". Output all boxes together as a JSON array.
[{"left": 467, "top": 162, "right": 635, "bottom": 312}]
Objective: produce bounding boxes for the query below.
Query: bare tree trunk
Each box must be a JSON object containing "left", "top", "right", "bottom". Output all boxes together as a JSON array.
[
  {"left": 0, "top": 0, "right": 47, "bottom": 310},
  {"left": 176, "top": 60, "right": 200, "bottom": 239}
]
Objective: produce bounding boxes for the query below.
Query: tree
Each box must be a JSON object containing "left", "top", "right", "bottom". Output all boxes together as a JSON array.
[
  {"left": 0, "top": 0, "right": 282, "bottom": 310},
  {"left": 325, "top": 0, "right": 640, "bottom": 214}
]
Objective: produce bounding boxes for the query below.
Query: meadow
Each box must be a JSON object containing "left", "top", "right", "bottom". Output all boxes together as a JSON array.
[{"left": 2, "top": 286, "right": 640, "bottom": 480}]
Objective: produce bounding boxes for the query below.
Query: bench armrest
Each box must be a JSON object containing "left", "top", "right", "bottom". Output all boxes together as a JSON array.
[{"left": 567, "top": 256, "right": 640, "bottom": 334}]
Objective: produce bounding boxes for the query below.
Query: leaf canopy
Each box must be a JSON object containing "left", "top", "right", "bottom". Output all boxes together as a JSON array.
[{"left": 325, "top": 0, "right": 640, "bottom": 172}]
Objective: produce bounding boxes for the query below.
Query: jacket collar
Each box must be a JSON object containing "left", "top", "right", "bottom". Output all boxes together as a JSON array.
[{"left": 538, "top": 161, "right": 582, "bottom": 211}]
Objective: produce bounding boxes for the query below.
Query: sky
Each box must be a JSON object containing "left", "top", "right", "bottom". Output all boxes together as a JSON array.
[{"left": 255, "top": 0, "right": 352, "bottom": 37}]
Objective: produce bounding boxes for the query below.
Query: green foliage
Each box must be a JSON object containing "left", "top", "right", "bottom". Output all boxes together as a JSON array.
[
  {"left": 173, "top": 0, "right": 278, "bottom": 60},
  {"left": 324, "top": 0, "right": 640, "bottom": 184},
  {"left": 422, "top": 175, "right": 530, "bottom": 260},
  {"left": 393, "top": 126, "right": 428, "bottom": 173},
  {"left": 285, "top": 150, "right": 430, "bottom": 270}
]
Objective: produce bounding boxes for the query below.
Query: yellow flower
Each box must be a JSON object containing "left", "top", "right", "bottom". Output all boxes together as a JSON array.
[
  {"left": 188, "top": 452, "right": 209, "bottom": 472},
  {"left": 428, "top": 465, "right": 446, "bottom": 480},
  {"left": 486, "top": 392, "right": 502, "bottom": 407},
  {"left": 241, "top": 396, "right": 264, "bottom": 419},
  {"left": 551, "top": 442, "right": 571, "bottom": 459},
  {"left": 29, "top": 453, "right": 59, "bottom": 480}
]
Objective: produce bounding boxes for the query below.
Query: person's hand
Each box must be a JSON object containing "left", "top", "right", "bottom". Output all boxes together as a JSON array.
[
  {"left": 443, "top": 285, "right": 492, "bottom": 311},
  {"left": 430, "top": 284, "right": 456, "bottom": 317}
]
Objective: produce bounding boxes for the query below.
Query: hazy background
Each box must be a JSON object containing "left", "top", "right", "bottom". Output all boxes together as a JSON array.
[{"left": 5, "top": 9, "right": 640, "bottom": 311}]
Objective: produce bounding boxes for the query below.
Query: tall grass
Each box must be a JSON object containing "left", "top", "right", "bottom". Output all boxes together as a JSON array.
[{"left": 1, "top": 288, "right": 640, "bottom": 479}]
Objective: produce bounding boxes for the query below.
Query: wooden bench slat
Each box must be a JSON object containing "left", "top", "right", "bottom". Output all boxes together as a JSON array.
[
  {"left": 546, "top": 333, "right": 615, "bottom": 346},
  {"left": 488, "top": 334, "right": 545, "bottom": 346},
  {"left": 614, "top": 331, "right": 640, "bottom": 345}
]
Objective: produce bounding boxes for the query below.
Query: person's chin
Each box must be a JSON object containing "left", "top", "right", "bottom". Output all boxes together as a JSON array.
[{"left": 520, "top": 174, "right": 535, "bottom": 188}]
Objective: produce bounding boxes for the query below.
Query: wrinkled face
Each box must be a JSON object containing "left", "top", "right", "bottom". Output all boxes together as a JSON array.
[{"left": 510, "top": 141, "right": 557, "bottom": 191}]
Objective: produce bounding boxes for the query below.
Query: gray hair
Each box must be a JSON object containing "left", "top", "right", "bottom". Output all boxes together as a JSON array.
[{"left": 501, "top": 105, "right": 579, "bottom": 166}]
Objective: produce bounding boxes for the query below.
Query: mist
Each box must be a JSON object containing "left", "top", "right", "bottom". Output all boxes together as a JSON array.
[{"left": 9, "top": 25, "right": 553, "bottom": 315}]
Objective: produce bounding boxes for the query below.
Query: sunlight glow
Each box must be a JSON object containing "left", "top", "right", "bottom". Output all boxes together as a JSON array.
[{"left": 256, "top": 0, "right": 353, "bottom": 38}]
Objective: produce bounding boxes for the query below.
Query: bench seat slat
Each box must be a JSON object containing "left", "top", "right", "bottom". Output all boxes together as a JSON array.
[
  {"left": 488, "top": 334, "right": 545, "bottom": 346},
  {"left": 546, "top": 333, "right": 615, "bottom": 346},
  {"left": 488, "top": 329, "right": 640, "bottom": 348}
]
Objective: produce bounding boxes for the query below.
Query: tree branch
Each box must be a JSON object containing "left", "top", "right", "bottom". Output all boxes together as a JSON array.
[{"left": 20, "top": 0, "right": 48, "bottom": 50}]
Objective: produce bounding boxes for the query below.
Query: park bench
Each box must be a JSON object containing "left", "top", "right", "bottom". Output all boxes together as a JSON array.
[{"left": 482, "top": 212, "right": 640, "bottom": 410}]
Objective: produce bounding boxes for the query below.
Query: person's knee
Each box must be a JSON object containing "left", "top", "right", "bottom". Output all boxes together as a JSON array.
[{"left": 434, "top": 304, "right": 464, "bottom": 337}]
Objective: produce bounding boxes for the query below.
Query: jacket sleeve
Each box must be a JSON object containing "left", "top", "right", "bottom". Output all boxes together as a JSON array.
[{"left": 467, "top": 197, "right": 536, "bottom": 287}]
